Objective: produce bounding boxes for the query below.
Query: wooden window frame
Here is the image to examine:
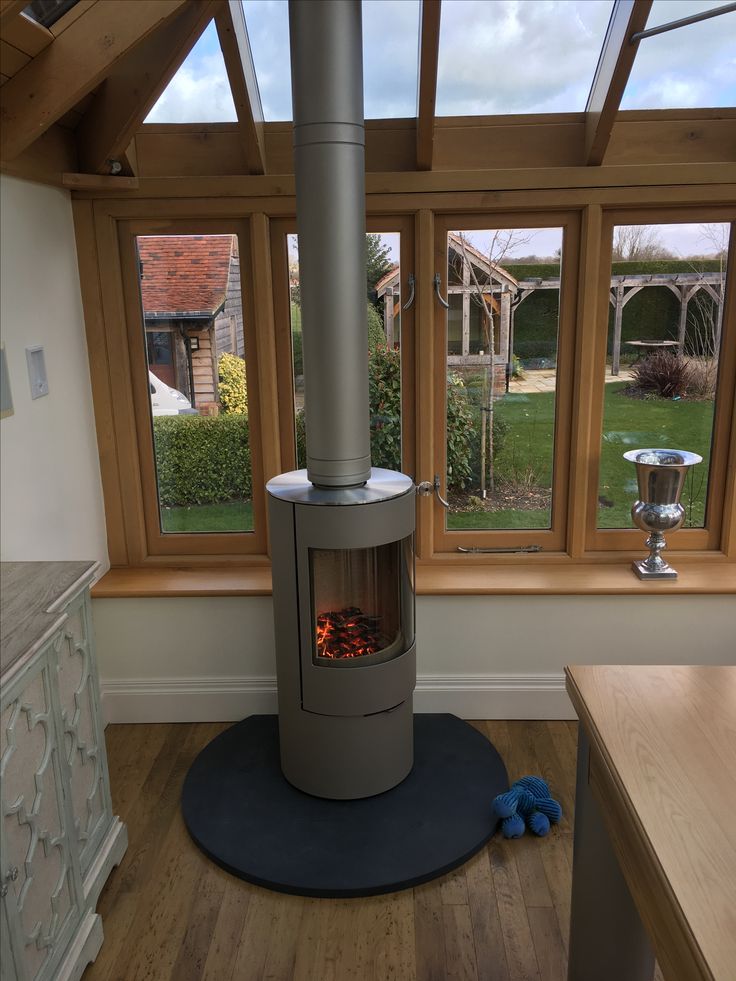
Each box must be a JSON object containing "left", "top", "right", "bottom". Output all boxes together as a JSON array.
[
  {"left": 430, "top": 210, "right": 581, "bottom": 555},
  {"left": 585, "top": 208, "right": 736, "bottom": 554},
  {"left": 74, "top": 184, "right": 736, "bottom": 581}
]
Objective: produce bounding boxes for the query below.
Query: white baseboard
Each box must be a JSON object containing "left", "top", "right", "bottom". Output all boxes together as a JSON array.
[{"left": 100, "top": 673, "right": 575, "bottom": 724}]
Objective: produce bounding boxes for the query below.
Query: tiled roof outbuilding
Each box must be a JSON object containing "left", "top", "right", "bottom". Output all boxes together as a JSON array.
[{"left": 138, "top": 235, "right": 234, "bottom": 318}]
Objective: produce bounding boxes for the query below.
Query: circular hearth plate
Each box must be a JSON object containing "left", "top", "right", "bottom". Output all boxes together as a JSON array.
[{"left": 182, "top": 714, "right": 508, "bottom": 898}]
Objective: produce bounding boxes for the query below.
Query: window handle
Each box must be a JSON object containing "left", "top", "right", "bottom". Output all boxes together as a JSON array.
[
  {"left": 402, "top": 273, "right": 415, "bottom": 311},
  {"left": 417, "top": 475, "right": 450, "bottom": 509},
  {"left": 433, "top": 274, "right": 450, "bottom": 309}
]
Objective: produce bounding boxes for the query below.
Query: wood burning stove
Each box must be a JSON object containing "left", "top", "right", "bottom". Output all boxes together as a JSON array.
[
  {"left": 268, "top": 469, "right": 415, "bottom": 799},
  {"left": 265, "top": 1, "right": 417, "bottom": 799}
]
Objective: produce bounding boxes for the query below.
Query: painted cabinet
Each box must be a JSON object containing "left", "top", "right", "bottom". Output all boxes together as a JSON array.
[{"left": 0, "top": 562, "right": 127, "bottom": 981}]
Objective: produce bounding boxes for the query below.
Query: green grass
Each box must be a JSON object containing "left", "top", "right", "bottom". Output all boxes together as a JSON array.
[
  {"left": 447, "top": 382, "right": 714, "bottom": 531},
  {"left": 160, "top": 500, "right": 253, "bottom": 533},
  {"left": 597, "top": 382, "right": 713, "bottom": 528}
]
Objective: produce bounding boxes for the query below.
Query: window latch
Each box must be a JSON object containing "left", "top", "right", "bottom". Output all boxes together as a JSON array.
[
  {"left": 456, "top": 545, "right": 543, "bottom": 554},
  {"left": 416, "top": 475, "right": 450, "bottom": 509}
]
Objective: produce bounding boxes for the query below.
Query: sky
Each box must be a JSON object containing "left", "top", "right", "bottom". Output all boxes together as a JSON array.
[{"left": 145, "top": 0, "right": 736, "bottom": 123}]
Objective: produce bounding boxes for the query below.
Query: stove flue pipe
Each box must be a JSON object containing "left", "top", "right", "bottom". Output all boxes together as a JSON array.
[{"left": 288, "top": 0, "right": 371, "bottom": 488}]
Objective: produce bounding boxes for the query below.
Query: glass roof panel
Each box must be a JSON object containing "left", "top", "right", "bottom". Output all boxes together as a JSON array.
[
  {"left": 363, "top": 0, "right": 420, "bottom": 118},
  {"left": 145, "top": 21, "right": 237, "bottom": 123},
  {"left": 242, "top": 0, "right": 292, "bottom": 121},
  {"left": 23, "top": 0, "right": 78, "bottom": 29},
  {"left": 436, "top": 0, "right": 614, "bottom": 116},
  {"left": 621, "top": 1, "right": 736, "bottom": 109}
]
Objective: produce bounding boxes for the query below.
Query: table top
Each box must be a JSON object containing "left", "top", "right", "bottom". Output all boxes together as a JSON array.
[
  {"left": 1, "top": 560, "right": 97, "bottom": 680},
  {"left": 565, "top": 664, "right": 736, "bottom": 981}
]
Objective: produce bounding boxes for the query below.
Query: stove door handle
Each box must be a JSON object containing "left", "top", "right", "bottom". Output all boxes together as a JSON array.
[{"left": 402, "top": 273, "right": 415, "bottom": 310}]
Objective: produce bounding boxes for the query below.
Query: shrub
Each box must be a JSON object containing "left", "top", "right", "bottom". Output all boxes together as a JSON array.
[
  {"left": 218, "top": 352, "right": 247, "bottom": 415},
  {"left": 295, "top": 350, "right": 486, "bottom": 489},
  {"left": 368, "top": 344, "right": 401, "bottom": 471},
  {"left": 153, "top": 414, "right": 251, "bottom": 506},
  {"left": 629, "top": 351, "right": 692, "bottom": 399},
  {"left": 686, "top": 357, "right": 717, "bottom": 400},
  {"left": 367, "top": 303, "right": 386, "bottom": 350}
]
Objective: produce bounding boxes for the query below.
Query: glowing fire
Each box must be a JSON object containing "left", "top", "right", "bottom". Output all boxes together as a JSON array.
[{"left": 315, "top": 607, "right": 384, "bottom": 660}]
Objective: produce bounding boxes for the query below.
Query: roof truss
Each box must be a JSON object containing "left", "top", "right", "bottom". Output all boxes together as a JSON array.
[
  {"left": 215, "top": 0, "right": 265, "bottom": 175},
  {"left": 584, "top": 0, "right": 653, "bottom": 166},
  {"left": 416, "top": 0, "right": 441, "bottom": 171},
  {"left": 0, "top": 0, "right": 189, "bottom": 161},
  {"left": 76, "top": 0, "right": 217, "bottom": 175}
]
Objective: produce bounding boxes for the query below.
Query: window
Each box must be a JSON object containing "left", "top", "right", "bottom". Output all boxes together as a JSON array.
[
  {"left": 433, "top": 213, "right": 579, "bottom": 553},
  {"left": 588, "top": 211, "right": 736, "bottom": 553},
  {"left": 113, "top": 218, "right": 269, "bottom": 559},
  {"left": 270, "top": 217, "right": 415, "bottom": 477},
  {"left": 82, "top": 198, "right": 735, "bottom": 576}
]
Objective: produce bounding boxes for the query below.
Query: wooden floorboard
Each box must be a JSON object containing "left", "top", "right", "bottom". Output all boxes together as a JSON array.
[{"left": 83, "top": 720, "right": 662, "bottom": 980}]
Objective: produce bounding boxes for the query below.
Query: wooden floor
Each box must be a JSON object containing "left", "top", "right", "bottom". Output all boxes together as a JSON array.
[{"left": 83, "top": 720, "right": 658, "bottom": 981}]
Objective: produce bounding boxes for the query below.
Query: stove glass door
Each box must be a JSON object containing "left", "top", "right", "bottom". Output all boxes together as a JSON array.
[{"left": 310, "top": 535, "right": 413, "bottom": 666}]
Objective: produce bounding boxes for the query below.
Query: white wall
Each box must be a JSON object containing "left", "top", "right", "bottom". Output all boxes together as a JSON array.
[
  {"left": 0, "top": 175, "right": 108, "bottom": 570},
  {"left": 94, "top": 593, "right": 736, "bottom": 722}
]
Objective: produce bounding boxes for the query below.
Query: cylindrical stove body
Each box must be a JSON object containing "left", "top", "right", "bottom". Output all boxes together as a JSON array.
[{"left": 268, "top": 470, "right": 416, "bottom": 799}]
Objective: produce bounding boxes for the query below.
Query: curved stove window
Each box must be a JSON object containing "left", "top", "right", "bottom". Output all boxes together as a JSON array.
[{"left": 310, "top": 536, "right": 414, "bottom": 667}]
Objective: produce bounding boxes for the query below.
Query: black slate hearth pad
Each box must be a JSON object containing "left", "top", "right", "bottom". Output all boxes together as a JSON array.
[{"left": 181, "top": 713, "right": 508, "bottom": 898}]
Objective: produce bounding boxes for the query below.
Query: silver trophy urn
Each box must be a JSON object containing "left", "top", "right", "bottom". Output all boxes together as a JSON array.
[{"left": 623, "top": 448, "right": 703, "bottom": 580}]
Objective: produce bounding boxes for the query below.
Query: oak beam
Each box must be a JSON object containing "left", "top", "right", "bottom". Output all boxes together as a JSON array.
[
  {"left": 0, "top": 1, "right": 26, "bottom": 32},
  {"left": 584, "top": 0, "right": 652, "bottom": 166},
  {"left": 215, "top": 0, "right": 265, "bottom": 174},
  {"left": 416, "top": 0, "right": 441, "bottom": 171},
  {"left": 63, "top": 172, "right": 140, "bottom": 190},
  {"left": 0, "top": 0, "right": 188, "bottom": 161},
  {"left": 76, "top": 1, "right": 216, "bottom": 175}
]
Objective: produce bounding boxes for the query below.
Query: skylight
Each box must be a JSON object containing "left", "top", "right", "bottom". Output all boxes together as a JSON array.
[
  {"left": 242, "top": 0, "right": 292, "bottom": 121},
  {"left": 621, "top": 1, "right": 736, "bottom": 110},
  {"left": 435, "top": 0, "right": 614, "bottom": 116},
  {"left": 363, "top": 0, "right": 420, "bottom": 118},
  {"left": 145, "top": 21, "right": 237, "bottom": 124}
]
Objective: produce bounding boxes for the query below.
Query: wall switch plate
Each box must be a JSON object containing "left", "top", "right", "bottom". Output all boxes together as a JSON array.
[
  {"left": 0, "top": 343, "right": 13, "bottom": 418},
  {"left": 26, "top": 345, "right": 49, "bottom": 399}
]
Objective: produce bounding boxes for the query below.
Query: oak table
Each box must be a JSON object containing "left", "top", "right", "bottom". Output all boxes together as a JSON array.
[{"left": 565, "top": 664, "right": 736, "bottom": 981}]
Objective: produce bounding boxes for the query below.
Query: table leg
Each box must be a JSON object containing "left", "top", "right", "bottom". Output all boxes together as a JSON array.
[{"left": 568, "top": 730, "right": 655, "bottom": 981}]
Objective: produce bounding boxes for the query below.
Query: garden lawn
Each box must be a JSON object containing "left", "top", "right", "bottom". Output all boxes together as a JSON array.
[
  {"left": 160, "top": 500, "right": 253, "bottom": 533},
  {"left": 447, "top": 381, "right": 714, "bottom": 531}
]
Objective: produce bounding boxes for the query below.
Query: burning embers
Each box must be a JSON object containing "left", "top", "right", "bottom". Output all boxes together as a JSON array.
[{"left": 315, "top": 607, "right": 386, "bottom": 660}]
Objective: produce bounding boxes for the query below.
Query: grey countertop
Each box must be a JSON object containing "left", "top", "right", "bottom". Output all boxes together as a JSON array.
[{"left": 1, "top": 561, "right": 98, "bottom": 681}]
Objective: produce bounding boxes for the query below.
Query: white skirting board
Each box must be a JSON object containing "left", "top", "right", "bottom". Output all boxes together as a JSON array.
[{"left": 100, "top": 673, "right": 575, "bottom": 724}]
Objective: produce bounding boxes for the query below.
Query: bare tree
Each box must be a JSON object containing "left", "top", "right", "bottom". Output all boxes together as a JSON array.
[
  {"left": 456, "top": 229, "right": 533, "bottom": 496},
  {"left": 612, "top": 225, "right": 673, "bottom": 261}
]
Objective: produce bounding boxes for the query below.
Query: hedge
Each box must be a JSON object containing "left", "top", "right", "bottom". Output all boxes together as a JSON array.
[
  {"left": 296, "top": 345, "right": 504, "bottom": 491},
  {"left": 153, "top": 414, "right": 251, "bottom": 506}
]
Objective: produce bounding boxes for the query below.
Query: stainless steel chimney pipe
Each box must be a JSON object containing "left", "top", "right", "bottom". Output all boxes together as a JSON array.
[{"left": 289, "top": 0, "right": 371, "bottom": 488}]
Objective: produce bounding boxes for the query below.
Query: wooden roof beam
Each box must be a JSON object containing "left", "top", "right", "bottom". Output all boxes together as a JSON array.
[
  {"left": 76, "top": 0, "right": 217, "bottom": 175},
  {"left": 0, "top": 0, "right": 188, "bottom": 161},
  {"left": 0, "top": 1, "right": 27, "bottom": 33},
  {"left": 584, "top": 0, "right": 653, "bottom": 166},
  {"left": 215, "top": 0, "right": 265, "bottom": 175},
  {"left": 416, "top": 0, "right": 441, "bottom": 171}
]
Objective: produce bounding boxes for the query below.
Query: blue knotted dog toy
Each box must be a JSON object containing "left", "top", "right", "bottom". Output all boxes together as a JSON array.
[{"left": 493, "top": 775, "right": 562, "bottom": 838}]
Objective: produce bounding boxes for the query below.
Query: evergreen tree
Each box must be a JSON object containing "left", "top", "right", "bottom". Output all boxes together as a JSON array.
[{"left": 366, "top": 234, "right": 394, "bottom": 304}]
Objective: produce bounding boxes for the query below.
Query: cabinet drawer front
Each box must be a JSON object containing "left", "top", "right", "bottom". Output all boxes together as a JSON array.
[
  {"left": 54, "top": 595, "right": 112, "bottom": 879},
  {"left": 1, "top": 653, "right": 82, "bottom": 981}
]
